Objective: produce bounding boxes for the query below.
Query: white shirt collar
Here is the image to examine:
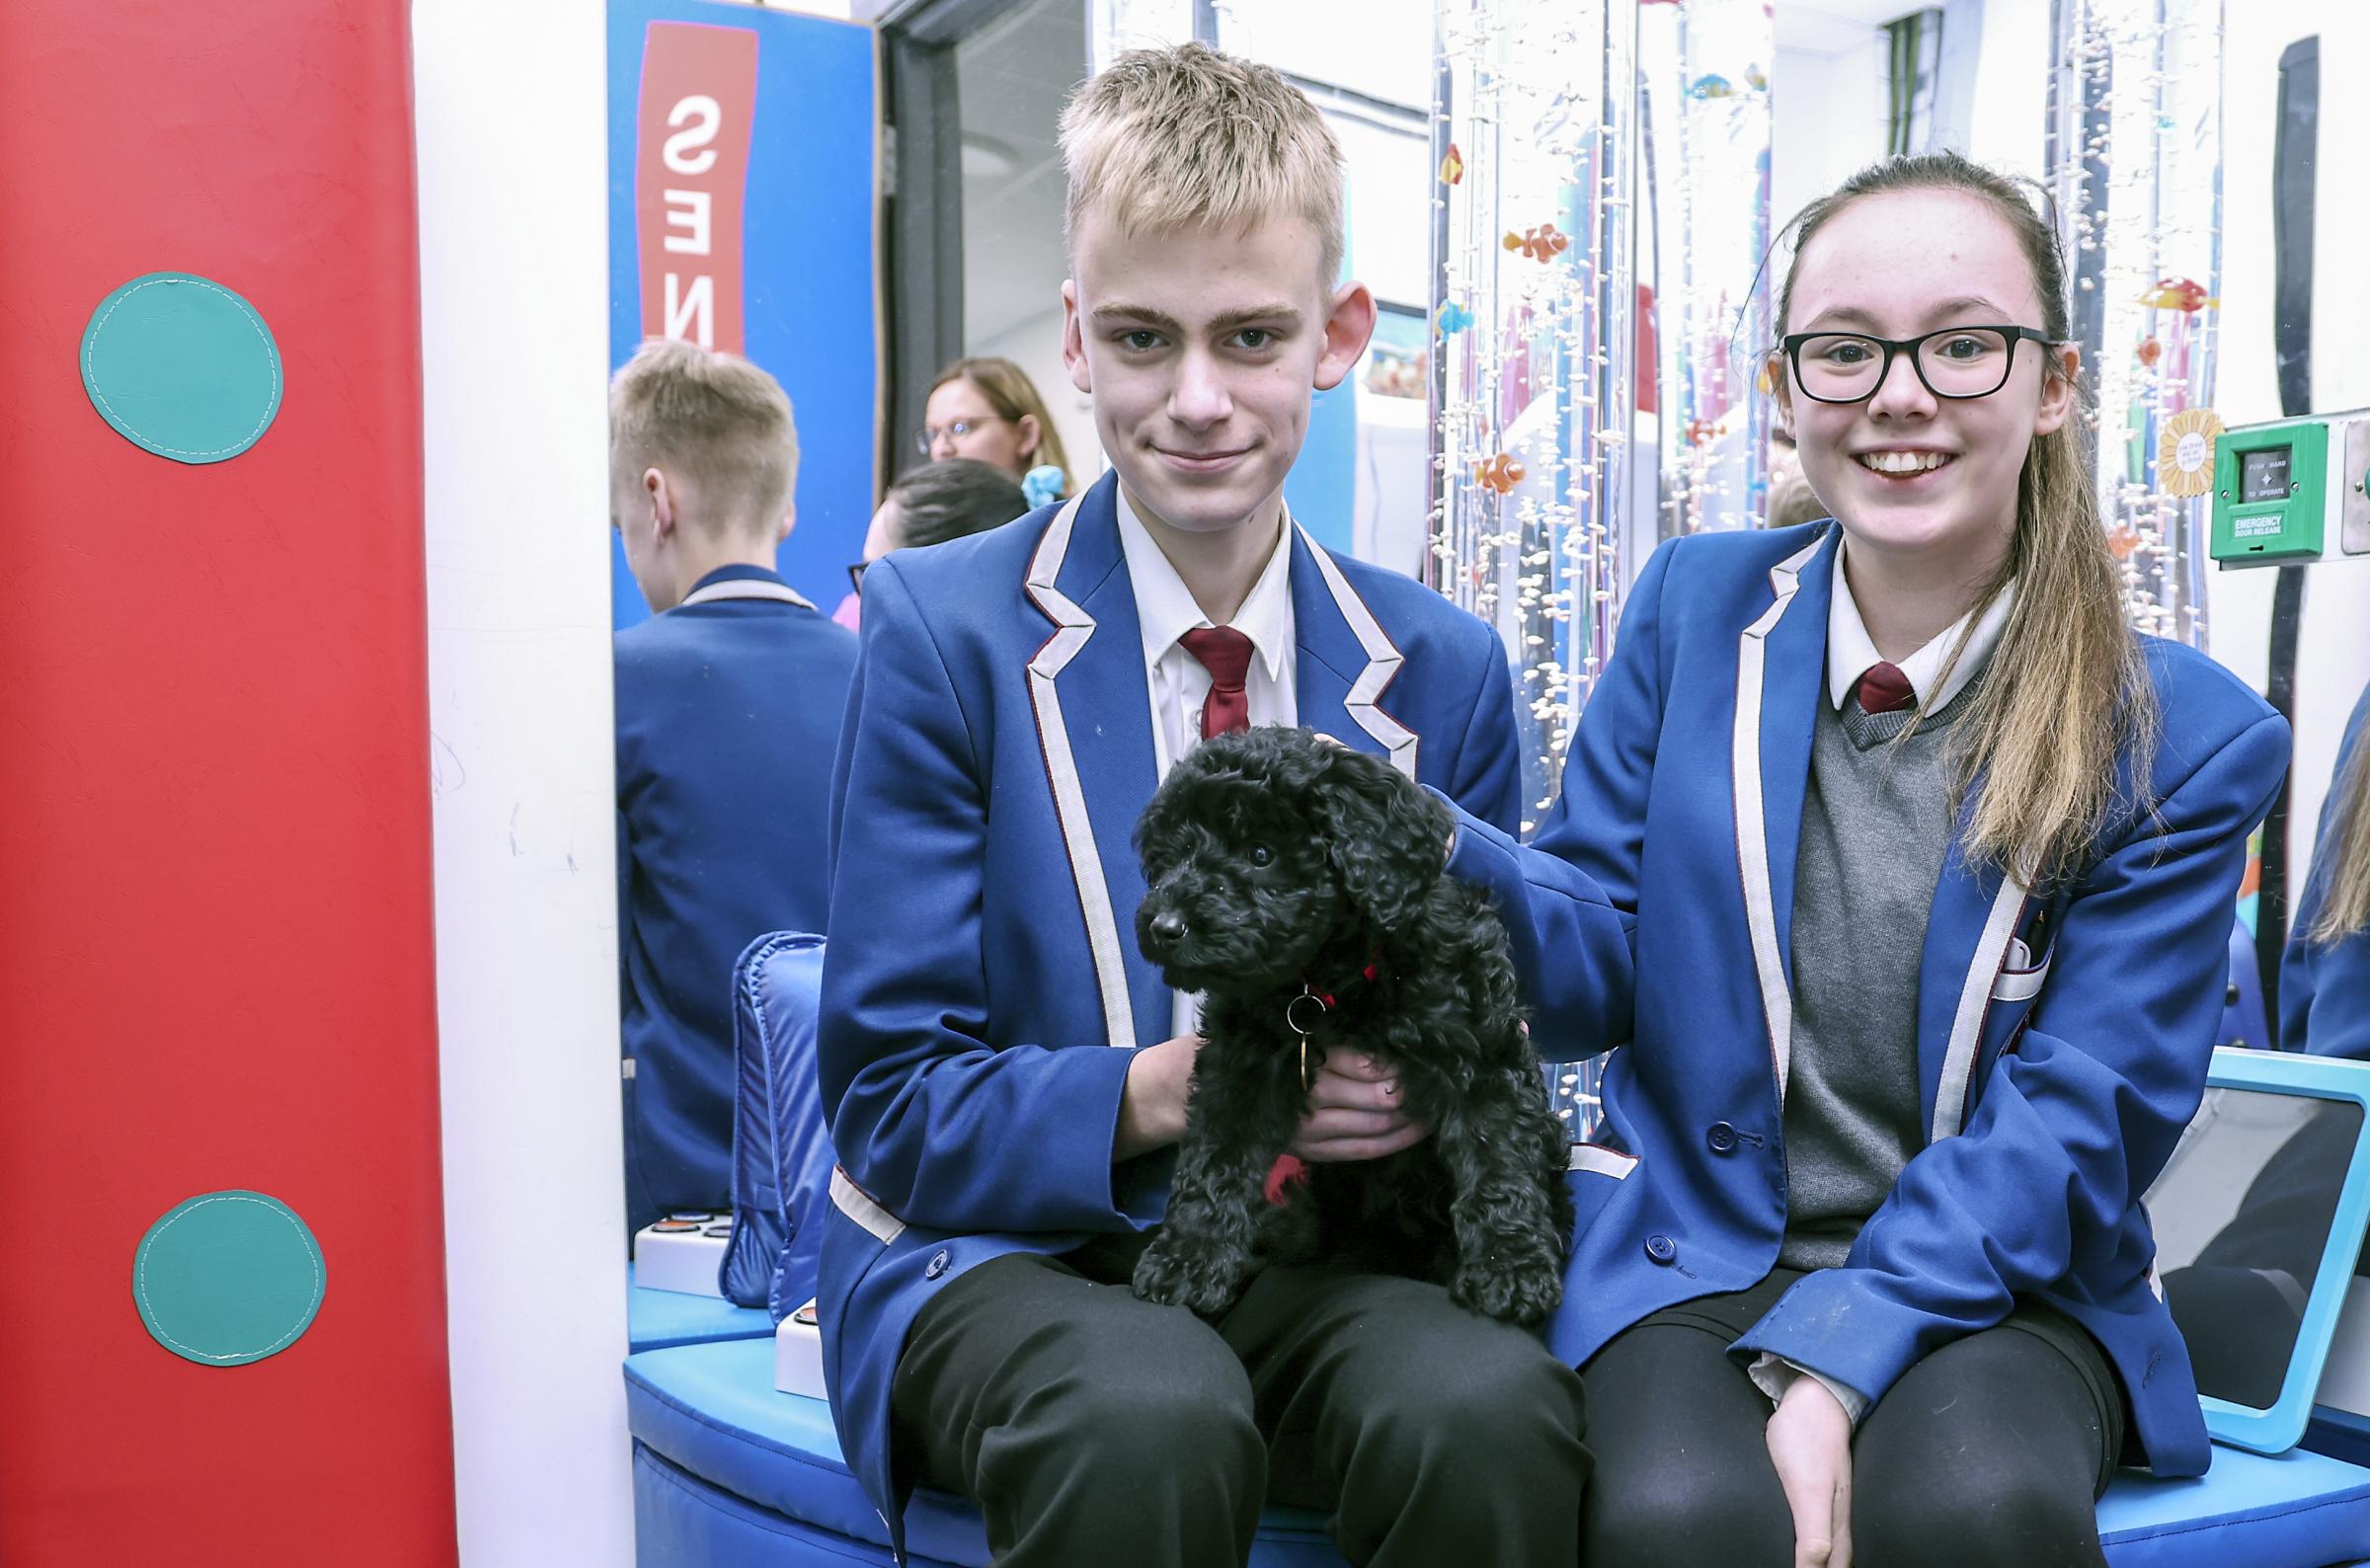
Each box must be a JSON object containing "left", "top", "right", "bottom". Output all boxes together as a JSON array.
[
  {"left": 1826, "top": 537, "right": 2015, "bottom": 712},
  {"left": 1115, "top": 485, "right": 1294, "bottom": 682}
]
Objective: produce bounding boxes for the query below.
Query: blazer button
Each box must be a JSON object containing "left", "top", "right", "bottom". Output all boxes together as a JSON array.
[
  {"left": 1706, "top": 1122, "right": 1740, "bottom": 1153},
  {"left": 1644, "top": 1233, "right": 1678, "bottom": 1266},
  {"left": 925, "top": 1249, "right": 951, "bottom": 1280}
]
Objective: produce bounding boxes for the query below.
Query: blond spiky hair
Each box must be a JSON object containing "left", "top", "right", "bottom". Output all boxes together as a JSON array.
[
  {"left": 610, "top": 338, "right": 800, "bottom": 538},
  {"left": 1060, "top": 42, "right": 1345, "bottom": 289}
]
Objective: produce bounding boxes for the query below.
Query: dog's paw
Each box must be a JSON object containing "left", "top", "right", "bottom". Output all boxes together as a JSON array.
[
  {"left": 1451, "top": 1259, "right": 1564, "bottom": 1329},
  {"left": 1131, "top": 1242, "right": 1247, "bottom": 1316}
]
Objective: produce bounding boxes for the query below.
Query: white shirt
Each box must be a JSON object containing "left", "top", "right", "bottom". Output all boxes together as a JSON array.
[
  {"left": 1114, "top": 485, "right": 1299, "bottom": 1038},
  {"left": 1826, "top": 539, "right": 2016, "bottom": 713}
]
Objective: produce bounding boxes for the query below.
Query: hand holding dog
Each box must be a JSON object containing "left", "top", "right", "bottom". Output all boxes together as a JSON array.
[
  {"left": 1117, "top": 1038, "right": 1427, "bottom": 1163},
  {"left": 1290, "top": 1050, "right": 1429, "bottom": 1163}
]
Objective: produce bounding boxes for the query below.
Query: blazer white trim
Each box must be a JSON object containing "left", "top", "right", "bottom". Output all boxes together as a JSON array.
[
  {"left": 1302, "top": 528, "right": 1419, "bottom": 778},
  {"left": 1732, "top": 532, "right": 1829, "bottom": 1103},
  {"left": 830, "top": 1165, "right": 906, "bottom": 1245},
  {"left": 677, "top": 578, "right": 817, "bottom": 610},
  {"left": 1568, "top": 1142, "right": 1640, "bottom": 1178},
  {"left": 1022, "top": 495, "right": 1137, "bottom": 1050},
  {"left": 1933, "top": 871, "right": 2030, "bottom": 1142}
]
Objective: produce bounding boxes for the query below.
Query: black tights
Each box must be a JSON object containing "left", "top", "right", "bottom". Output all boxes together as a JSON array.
[{"left": 1580, "top": 1278, "right": 2124, "bottom": 1568}]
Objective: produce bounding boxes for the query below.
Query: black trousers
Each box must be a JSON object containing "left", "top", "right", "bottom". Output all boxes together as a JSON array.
[
  {"left": 890, "top": 1234, "right": 1589, "bottom": 1567},
  {"left": 1579, "top": 1269, "right": 2126, "bottom": 1568}
]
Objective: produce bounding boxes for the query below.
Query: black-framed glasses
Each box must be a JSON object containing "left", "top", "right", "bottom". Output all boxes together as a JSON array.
[
  {"left": 913, "top": 416, "right": 1005, "bottom": 455},
  {"left": 1778, "top": 325, "right": 2055, "bottom": 404}
]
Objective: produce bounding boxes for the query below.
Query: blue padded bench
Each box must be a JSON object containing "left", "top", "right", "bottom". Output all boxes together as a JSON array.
[
  {"left": 627, "top": 1336, "right": 2370, "bottom": 1567},
  {"left": 629, "top": 1263, "right": 776, "bottom": 1356},
  {"left": 627, "top": 1338, "right": 1345, "bottom": 1566}
]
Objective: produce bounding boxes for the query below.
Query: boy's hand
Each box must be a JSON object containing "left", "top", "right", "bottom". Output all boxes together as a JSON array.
[
  {"left": 1767, "top": 1375, "right": 1854, "bottom": 1568},
  {"left": 1291, "top": 1052, "right": 1429, "bottom": 1162},
  {"left": 1115, "top": 1034, "right": 1205, "bottom": 1161}
]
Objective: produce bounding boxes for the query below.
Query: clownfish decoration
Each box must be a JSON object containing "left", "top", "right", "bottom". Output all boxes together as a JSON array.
[
  {"left": 1684, "top": 418, "right": 1721, "bottom": 447},
  {"left": 1502, "top": 223, "right": 1569, "bottom": 263},
  {"left": 1436, "top": 300, "right": 1475, "bottom": 336},
  {"left": 1440, "top": 143, "right": 1464, "bottom": 186},
  {"left": 1474, "top": 453, "right": 1526, "bottom": 495},
  {"left": 2105, "top": 525, "right": 2143, "bottom": 562},
  {"left": 2138, "top": 276, "right": 2217, "bottom": 313}
]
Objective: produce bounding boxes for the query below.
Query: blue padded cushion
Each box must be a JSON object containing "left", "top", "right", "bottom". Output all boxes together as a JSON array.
[
  {"left": 628, "top": 1263, "right": 776, "bottom": 1354},
  {"left": 624, "top": 1338, "right": 1347, "bottom": 1567},
  {"left": 725, "top": 933, "right": 833, "bottom": 1312},
  {"left": 2098, "top": 1445, "right": 2370, "bottom": 1567},
  {"left": 627, "top": 1340, "right": 2370, "bottom": 1568}
]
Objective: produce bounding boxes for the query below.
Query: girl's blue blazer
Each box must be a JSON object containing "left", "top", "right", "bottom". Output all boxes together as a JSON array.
[
  {"left": 1449, "top": 520, "right": 2288, "bottom": 1478},
  {"left": 813, "top": 473, "right": 1524, "bottom": 1546}
]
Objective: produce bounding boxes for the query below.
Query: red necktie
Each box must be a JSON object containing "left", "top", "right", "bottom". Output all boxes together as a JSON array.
[
  {"left": 1853, "top": 661, "right": 1916, "bottom": 716},
  {"left": 1178, "top": 626, "right": 1255, "bottom": 739}
]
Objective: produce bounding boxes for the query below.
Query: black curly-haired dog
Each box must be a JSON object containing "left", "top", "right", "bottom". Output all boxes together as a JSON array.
[{"left": 1129, "top": 725, "right": 1576, "bottom": 1327}]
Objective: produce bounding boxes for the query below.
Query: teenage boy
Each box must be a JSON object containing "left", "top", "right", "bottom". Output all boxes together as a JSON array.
[
  {"left": 816, "top": 44, "right": 1587, "bottom": 1568},
  {"left": 611, "top": 338, "right": 856, "bottom": 1234}
]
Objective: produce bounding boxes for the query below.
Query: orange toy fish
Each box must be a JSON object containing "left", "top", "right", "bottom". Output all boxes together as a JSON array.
[
  {"left": 2136, "top": 336, "right": 2163, "bottom": 368},
  {"left": 1474, "top": 453, "right": 1526, "bottom": 494},
  {"left": 1501, "top": 223, "right": 1569, "bottom": 263},
  {"left": 2138, "top": 277, "right": 2217, "bottom": 312}
]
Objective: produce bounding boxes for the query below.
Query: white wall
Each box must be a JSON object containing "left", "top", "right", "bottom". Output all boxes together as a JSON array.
[{"left": 413, "top": 2, "right": 633, "bottom": 1563}]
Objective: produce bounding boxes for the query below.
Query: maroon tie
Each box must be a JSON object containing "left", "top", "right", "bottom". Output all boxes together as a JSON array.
[
  {"left": 1178, "top": 626, "right": 1255, "bottom": 739},
  {"left": 1853, "top": 661, "right": 1916, "bottom": 716}
]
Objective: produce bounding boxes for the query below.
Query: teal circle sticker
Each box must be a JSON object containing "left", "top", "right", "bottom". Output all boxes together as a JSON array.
[
  {"left": 133, "top": 1191, "right": 325, "bottom": 1368},
  {"left": 81, "top": 273, "right": 282, "bottom": 464}
]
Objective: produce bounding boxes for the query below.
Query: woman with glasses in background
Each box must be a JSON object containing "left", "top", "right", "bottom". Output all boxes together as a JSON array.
[{"left": 919, "top": 356, "right": 1074, "bottom": 506}]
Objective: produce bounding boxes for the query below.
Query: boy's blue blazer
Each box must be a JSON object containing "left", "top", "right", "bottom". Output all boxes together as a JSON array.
[
  {"left": 615, "top": 564, "right": 858, "bottom": 1229},
  {"left": 1449, "top": 522, "right": 2287, "bottom": 1479},
  {"left": 816, "top": 472, "right": 1522, "bottom": 1538},
  {"left": 2288, "top": 683, "right": 2370, "bottom": 1058}
]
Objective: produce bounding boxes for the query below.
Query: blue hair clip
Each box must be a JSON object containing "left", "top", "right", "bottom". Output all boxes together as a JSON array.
[{"left": 1022, "top": 464, "right": 1066, "bottom": 510}]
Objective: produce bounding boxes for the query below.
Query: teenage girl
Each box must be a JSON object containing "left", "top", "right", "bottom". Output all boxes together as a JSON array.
[
  {"left": 1443, "top": 152, "right": 2290, "bottom": 1566},
  {"left": 2287, "top": 682, "right": 2370, "bottom": 1058}
]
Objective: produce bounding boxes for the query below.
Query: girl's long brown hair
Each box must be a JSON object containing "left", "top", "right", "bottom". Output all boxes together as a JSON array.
[
  {"left": 2308, "top": 737, "right": 2370, "bottom": 943},
  {"left": 1778, "top": 153, "right": 2158, "bottom": 888}
]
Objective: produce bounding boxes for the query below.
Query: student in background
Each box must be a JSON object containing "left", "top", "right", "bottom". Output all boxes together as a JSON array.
[
  {"left": 2288, "top": 682, "right": 2370, "bottom": 1058},
  {"left": 611, "top": 338, "right": 858, "bottom": 1235},
  {"left": 834, "top": 459, "right": 1028, "bottom": 631}
]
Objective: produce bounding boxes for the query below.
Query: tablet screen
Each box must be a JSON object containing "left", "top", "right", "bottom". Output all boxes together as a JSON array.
[{"left": 2150, "top": 1088, "right": 2364, "bottom": 1412}]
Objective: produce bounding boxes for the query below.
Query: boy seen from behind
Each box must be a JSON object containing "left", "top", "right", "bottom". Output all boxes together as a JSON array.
[{"left": 611, "top": 339, "right": 856, "bottom": 1234}]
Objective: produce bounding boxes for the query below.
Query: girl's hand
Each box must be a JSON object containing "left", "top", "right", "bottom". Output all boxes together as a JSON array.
[
  {"left": 1767, "top": 1375, "right": 1854, "bottom": 1568},
  {"left": 1290, "top": 1051, "right": 1430, "bottom": 1162}
]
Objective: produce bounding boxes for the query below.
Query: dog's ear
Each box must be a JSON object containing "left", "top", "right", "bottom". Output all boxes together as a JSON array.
[{"left": 1313, "top": 745, "right": 1452, "bottom": 935}]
